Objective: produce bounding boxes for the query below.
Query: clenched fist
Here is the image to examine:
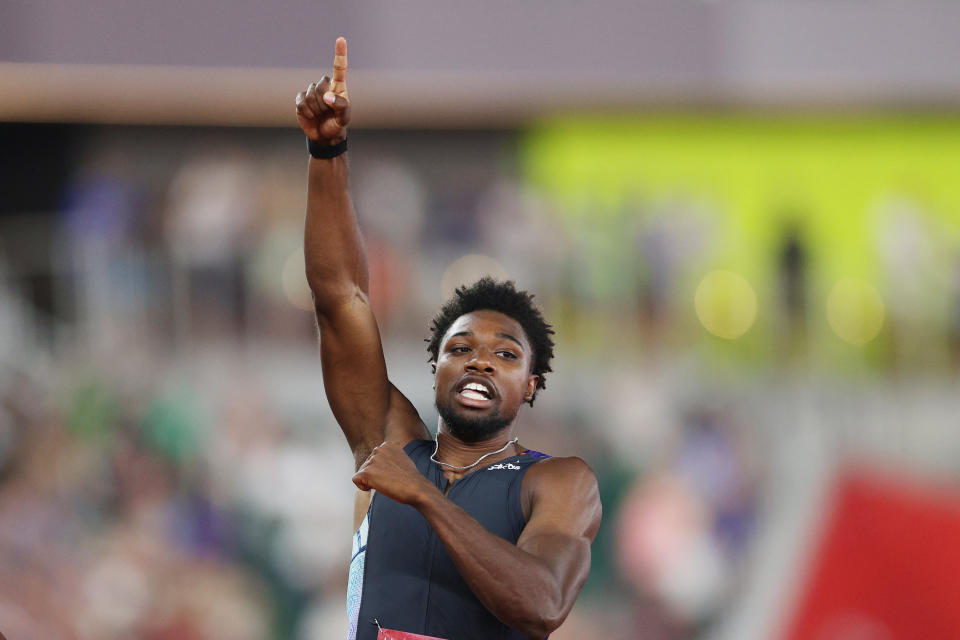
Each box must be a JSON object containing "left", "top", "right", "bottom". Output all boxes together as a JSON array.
[
  {"left": 353, "top": 441, "right": 438, "bottom": 506},
  {"left": 295, "top": 36, "right": 351, "bottom": 145}
]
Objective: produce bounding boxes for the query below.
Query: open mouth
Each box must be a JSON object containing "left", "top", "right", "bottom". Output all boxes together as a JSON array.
[
  {"left": 460, "top": 382, "right": 491, "bottom": 401},
  {"left": 456, "top": 379, "right": 496, "bottom": 406}
]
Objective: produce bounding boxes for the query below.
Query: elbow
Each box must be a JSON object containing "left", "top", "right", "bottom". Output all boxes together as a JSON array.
[
  {"left": 305, "top": 260, "right": 369, "bottom": 312},
  {"left": 510, "top": 592, "right": 567, "bottom": 639},
  {"left": 304, "top": 265, "right": 338, "bottom": 301},
  {"left": 517, "top": 611, "right": 564, "bottom": 640},
  {"left": 539, "top": 605, "right": 568, "bottom": 639},
  {"left": 305, "top": 275, "right": 359, "bottom": 314}
]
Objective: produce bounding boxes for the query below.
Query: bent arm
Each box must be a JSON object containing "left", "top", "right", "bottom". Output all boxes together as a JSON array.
[{"left": 413, "top": 458, "right": 602, "bottom": 638}]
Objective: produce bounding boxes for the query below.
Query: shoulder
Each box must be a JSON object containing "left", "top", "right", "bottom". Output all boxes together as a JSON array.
[
  {"left": 521, "top": 455, "right": 601, "bottom": 525},
  {"left": 526, "top": 455, "right": 597, "bottom": 485}
]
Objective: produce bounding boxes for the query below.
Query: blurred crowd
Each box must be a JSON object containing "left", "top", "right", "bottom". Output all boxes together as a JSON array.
[{"left": 1, "top": 123, "right": 959, "bottom": 639}]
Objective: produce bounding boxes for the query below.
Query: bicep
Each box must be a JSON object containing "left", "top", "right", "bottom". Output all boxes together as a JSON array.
[
  {"left": 317, "top": 293, "right": 429, "bottom": 464},
  {"left": 516, "top": 460, "right": 602, "bottom": 605}
]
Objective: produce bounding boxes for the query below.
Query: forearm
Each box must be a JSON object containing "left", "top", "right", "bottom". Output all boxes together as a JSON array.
[
  {"left": 415, "top": 489, "right": 565, "bottom": 638},
  {"left": 304, "top": 154, "right": 370, "bottom": 308}
]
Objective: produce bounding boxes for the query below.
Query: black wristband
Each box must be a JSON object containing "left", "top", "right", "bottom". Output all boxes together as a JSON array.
[{"left": 307, "top": 136, "right": 348, "bottom": 159}]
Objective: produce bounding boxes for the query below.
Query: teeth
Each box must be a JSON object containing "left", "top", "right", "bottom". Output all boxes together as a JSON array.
[
  {"left": 461, "top": 389, "right": 487, "bottom": 401},
  {"left": 461, "top": 382, "right": 491, "bottom": 399}
]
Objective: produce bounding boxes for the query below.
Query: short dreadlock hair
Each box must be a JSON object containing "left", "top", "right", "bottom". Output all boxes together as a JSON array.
[{"left": 426, "top": 277, "right": 555, "bottom": 405}]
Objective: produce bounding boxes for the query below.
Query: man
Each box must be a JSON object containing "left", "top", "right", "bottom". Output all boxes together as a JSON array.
[{"left": 295, "top": 37, "right": 602, "bottom": 640}]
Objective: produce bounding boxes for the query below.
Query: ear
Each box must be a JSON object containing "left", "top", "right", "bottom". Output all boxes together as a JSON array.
[
  {"left": 430, "top": 361, "right": 437, "bottom": 375},
  {"left": 524, "top": 375, "right": 539, "bottom": 405}
]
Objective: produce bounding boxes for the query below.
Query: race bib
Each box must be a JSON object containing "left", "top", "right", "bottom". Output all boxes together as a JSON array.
[{"left": 376, "top": 628, "right": 446, "bottom": 640}]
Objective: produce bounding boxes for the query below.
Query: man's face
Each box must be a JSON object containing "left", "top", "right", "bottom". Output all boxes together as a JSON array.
[{"left": 433, "top": 310, "right": 539, "bottom": 443}]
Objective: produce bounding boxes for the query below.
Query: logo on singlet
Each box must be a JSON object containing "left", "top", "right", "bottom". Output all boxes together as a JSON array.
[{"left": 487, "top": 462, "right": 521, "bottom": 470}]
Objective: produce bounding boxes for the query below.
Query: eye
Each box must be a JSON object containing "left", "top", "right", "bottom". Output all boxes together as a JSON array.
[
  {"left": 449, "top": 345, "right": 471, "bottom": 354},
  {"left": 497, "top": 350, "right": 518, "bottom": 360}
]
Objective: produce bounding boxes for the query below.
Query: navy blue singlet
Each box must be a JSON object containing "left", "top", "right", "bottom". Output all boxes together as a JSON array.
[{"left": 346, "top": 439, "right": 551, "bottom": 640}]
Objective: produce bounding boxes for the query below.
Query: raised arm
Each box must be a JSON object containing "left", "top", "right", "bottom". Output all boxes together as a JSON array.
[{"left": 296, "top": 38, "right": 428, "bottom": 469}]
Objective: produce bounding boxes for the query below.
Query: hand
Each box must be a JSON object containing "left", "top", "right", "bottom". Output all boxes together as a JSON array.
[
  {"left": 295, "top": 37, "right": 351, "bottom": 145},
  {"left": 353, "top": 441, "right": 437, "bottom": 506}
]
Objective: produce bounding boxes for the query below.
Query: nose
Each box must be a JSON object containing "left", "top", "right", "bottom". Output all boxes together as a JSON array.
[{"left": 465, "top": 347, "right": 495, "bottom": 374}]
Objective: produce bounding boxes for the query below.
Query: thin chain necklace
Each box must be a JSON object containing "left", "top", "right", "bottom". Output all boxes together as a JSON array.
[{"left": 430, "top": 435, "right": 519, "bottom": 471}]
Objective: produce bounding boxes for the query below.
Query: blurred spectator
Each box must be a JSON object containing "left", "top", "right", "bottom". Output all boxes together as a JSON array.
[
  {"left": 1, "top": 119, "right": 959, "bottom": 640},
  {"left": 776, "top": 218, "right": 809, "bottom": 359},
  {"left": 165, "top": 155, "right": 257, "bottom": 342},
  {"left": 616, "top": 407, "right": 758, "bottom": 636}
]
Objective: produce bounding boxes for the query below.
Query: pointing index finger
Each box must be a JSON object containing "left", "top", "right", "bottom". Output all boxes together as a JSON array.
[{"left": 331, "top": 36, "right": 348, "bottom": 93}]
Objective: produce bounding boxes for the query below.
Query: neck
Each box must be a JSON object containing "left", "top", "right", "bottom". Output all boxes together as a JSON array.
[{"left": 434, "top": 422, "right": 517, "bottom": 468}]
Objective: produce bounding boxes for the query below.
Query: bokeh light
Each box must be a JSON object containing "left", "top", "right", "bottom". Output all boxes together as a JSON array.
[
  {"left": 826, "top": 278, "right": 885, "bottom": 346},
  {"left": 694, "top": 270, "right": 758, "bottom": 340}
]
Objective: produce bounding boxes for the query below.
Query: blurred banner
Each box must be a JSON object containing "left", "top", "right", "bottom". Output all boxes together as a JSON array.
[
  {"left": 524, "top": 115, "right": 960, "bottom": 370},
  {"left": 782, "top": 471, "right": 960, "bottom": 640}
]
